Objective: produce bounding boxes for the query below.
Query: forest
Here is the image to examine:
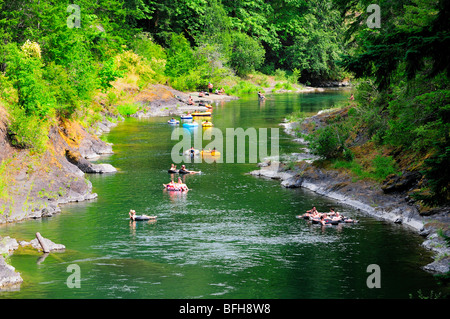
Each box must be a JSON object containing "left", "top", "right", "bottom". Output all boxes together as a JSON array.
[{"left": 0, "top": 0, "right": 449, "bottom": 206}]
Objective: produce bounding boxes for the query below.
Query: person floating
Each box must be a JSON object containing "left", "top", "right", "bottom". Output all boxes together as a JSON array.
[
  {"left": 179, "top": 164, "right": 200, "bottom": 174},
  {"left": 164, "top": 178, "right": 189, "bottom": 191},
  {"left": 168, "top": 164, "right": 178, "bottom": 173},
  {"left": 188, "top": 95, "right": 194, "bottom": 105}
]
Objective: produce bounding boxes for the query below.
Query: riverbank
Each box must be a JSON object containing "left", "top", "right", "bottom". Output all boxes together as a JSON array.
[{"left": 249, "top": 108, "right": 449, "bottom": 274}]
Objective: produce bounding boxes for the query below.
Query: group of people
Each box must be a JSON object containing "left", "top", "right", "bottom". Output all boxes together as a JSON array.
[
  {"left": 298, "top": 206, "right": 356, "bottom": 225},
  {"left": 169, "top": 163, "right": 200, "bottom": 174},
  {"left": 165, "top": 177, "right": 189, "bottom": 192},
  {"left": 165, "top": 163, "right": 202, "bottom": 191}
]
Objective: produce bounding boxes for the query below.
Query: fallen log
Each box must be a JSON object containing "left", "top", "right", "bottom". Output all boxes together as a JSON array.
[{"left": 35, "top": 232, "right": 50, "bottom": 253}]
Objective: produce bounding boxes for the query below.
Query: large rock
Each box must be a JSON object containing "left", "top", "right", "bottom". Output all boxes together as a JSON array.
[
  {"left": 0, "top": 256, "right": 23, "bottom": 289},
  {"left": 29, "top": 237, "right": 65, "bottom": 252},
  {"left": 0, "top": 236, "right": 19, "bottom": 254},
  {"left": 381, "top": 171, "right": 421, "bottom": 194},
  {"left": 65, "top": 150, "right": 116, "bottom": 174}
]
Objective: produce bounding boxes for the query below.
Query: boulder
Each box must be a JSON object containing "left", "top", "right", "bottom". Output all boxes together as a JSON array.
[
  {"left": 0, "top": 236, "right": 19, "bottom": 254},
  {"left": 30, "top": 237, "right": 65, "bottom": 252},
  {"left": 65, "top": 149, "right": 116, "bottom": 174},
  {"left": 0, "top": 256, "right": 23, "bottom": 289}
]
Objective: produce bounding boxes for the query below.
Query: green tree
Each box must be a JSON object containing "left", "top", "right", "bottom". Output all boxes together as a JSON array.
[{"left": 229, "top": 32, "right": 265, "bottom": 77}]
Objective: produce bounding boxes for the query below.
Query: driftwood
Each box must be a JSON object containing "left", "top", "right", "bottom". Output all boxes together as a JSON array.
[{"left": 35, "top": 232, "right": 50, "bottom": 253}]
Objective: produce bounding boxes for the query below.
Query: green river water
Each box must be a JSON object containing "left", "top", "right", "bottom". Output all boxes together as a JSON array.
[{"left": 0, "top": 90, "right": 445, "bottom": 299}]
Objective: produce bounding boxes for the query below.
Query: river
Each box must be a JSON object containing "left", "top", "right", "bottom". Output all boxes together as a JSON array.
[{"left": 0, "top": 90, "right": 444, "bottom": 299}]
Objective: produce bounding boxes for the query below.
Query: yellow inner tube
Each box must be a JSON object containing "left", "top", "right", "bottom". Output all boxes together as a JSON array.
[
  {"left": 201, "top": 150, "right": 221, "bottom": 156},
  {"left": 202, "top": 122, "right": 213, "bottom": 127}
]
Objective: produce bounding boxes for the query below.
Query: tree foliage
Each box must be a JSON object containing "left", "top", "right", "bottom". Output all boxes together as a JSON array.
[{"left": 335, "top": 0, "right": 450, "bottom": 205}]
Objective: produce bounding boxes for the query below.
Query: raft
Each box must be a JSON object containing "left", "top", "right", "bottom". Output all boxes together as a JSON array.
[
  {"left": 192, "top": 111, "right": 211, "bottom": 117},
  {"left": 164, "top": 184, "right": 187, "bottom": 191},
  {"left": 168, "top": 119, "right": 180, "bottom": 124}
]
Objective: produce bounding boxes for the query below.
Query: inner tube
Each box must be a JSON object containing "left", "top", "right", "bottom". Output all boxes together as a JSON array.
[
  {"left": 133, "top": 215, "right": 156, "bottom": 221},
  {"left": 192, "top": 112, "right": 211, "bottom": 117},
  {"left": 182, "top": 122, "right": 199, "bottom": 127},
  {"left": 181, "top": 115, "right": 193, "bottom": 119},
  {"left": 178, "top": 169, "right": 191, "bottom": 174},
  {"left": 165, "top": 185, "right": 187, "bottom": 191},
  {"left": 184, "top": 149, "right": 200, "bottom": 155},
  {"left": 168, "top": 120, "right": 180, "bottom": 124},
  {"left": 201, "top": 150, "right": 220, "bottom": 156},
  {"left": 168, "top": 169, "right": 179, "bottom": 174},
  {"left": 202, "top": 122, "right": 213, "bottom": 127}
]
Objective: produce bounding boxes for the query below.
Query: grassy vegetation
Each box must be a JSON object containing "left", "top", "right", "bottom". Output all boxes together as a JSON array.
[{"left": 332, "top": 154, "right": 398, "bottom": 182}]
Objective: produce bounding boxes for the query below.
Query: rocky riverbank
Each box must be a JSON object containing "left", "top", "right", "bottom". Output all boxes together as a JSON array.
[
  {"left": 0, "top": 84, "right": 239, "bottom": 288},
  {"left": 249, "top": 110, "right": 449, "bottom": 274}
]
